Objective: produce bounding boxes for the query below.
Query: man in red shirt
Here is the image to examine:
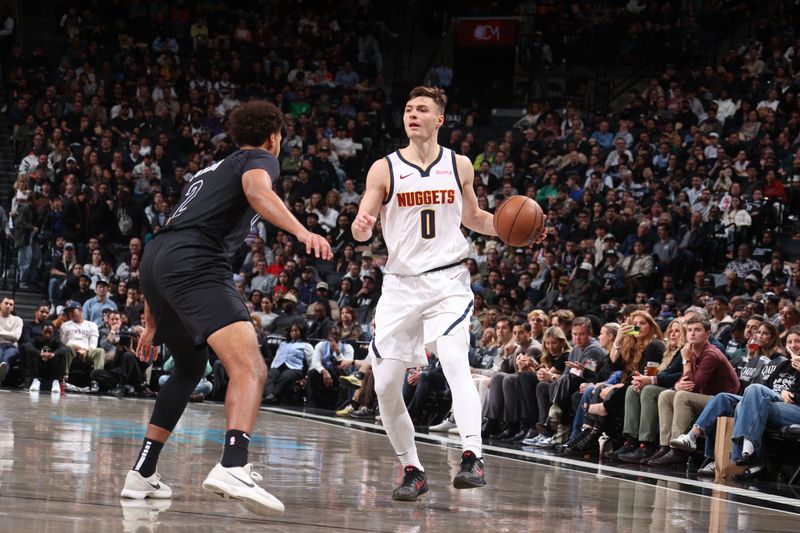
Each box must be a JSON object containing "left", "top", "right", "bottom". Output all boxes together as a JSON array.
[{"left": 648, "top": 317, "right": 740, "bottom": 465}]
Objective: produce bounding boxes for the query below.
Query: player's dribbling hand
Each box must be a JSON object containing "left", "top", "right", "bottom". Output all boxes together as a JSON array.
[
  {"left": 135, "top": 326, "right": 158, "bottom": 363},
  {"left": 353, "top": 212, "right": 376, "bottom": 234},
  {"left": 299, "top": 231, "right": 333, "bottom": 260},
  {"left": 527, "top": 219, "right": 548, "bottom": 247}
]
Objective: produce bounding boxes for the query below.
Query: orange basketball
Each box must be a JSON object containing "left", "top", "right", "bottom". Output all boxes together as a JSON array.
[{"left": 493, "top": 196, "right": 545, "bottom": 247}]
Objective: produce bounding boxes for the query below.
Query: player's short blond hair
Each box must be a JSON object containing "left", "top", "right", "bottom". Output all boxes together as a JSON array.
[{"left": 407, "top": 86, "right": 447, "bottom": 113}]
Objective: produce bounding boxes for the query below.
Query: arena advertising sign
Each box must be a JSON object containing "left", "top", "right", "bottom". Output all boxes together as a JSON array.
[{"left": 457, "top": 18, "right": 518, "bottom": 47}]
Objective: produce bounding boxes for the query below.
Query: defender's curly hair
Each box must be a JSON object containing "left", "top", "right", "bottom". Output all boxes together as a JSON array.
[{"left": 228, "top": 100, "right": 285, "bottom": 148}]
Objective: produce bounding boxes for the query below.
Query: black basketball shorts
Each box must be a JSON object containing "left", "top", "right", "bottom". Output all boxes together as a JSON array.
[{"left": 140, "top": 230, "right": 251, "bottom": 347}]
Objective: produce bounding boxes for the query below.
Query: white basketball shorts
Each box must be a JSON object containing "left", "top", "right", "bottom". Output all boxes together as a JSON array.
[{"left": 368, "top": 263, "right": 473, "bottom": 367}]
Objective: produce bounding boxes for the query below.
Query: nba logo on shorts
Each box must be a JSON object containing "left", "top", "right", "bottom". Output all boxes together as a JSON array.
[{"left": 230, "top": 436, "right": 236, "bottom": 446}]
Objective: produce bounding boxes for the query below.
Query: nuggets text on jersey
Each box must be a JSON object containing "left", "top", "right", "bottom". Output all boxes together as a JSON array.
[{"left": 395, "top": 189, "right": 456, "bottom": 207}]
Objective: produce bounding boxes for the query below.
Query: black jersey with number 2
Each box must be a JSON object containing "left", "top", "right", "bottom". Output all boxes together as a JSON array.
[{"left": 162, "top": 149, "right": 280, "bottom": 257}]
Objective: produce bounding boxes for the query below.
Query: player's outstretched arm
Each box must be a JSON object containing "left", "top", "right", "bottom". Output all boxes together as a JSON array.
[
  {"left": 352, "top": 158, "right": 389, "bottom": 242},
  {"left": 243, "top": 169, "right": 332, "bottom": 259},
  {"left": 458, "top": 155, "right": 497, "bottom": 237}
]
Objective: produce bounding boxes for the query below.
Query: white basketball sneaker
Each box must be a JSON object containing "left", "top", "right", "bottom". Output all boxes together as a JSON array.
[
  {"left": 429, "top": 414, "right": 457, "bottom": 432},
  {"left": 202, "top": 463, "right": 285, "bottom": 515},
  {"left": 120, "top": 470, "right": 173, "bottom": 499},
  {"left": 29, "top": 378, "right": 41, "bottom": 392}
]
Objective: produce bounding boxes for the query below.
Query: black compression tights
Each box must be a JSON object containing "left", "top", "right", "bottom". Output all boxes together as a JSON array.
[{"left": 149, "top": 336, "right": 209, "bottom": 432}]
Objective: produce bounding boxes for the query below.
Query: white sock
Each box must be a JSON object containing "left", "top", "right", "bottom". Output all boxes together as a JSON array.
[
  {"left": 437, "top": 329, "right": 482, "bottom": 458},
  {"left": 396, "top": 449, "right": 423, "bottom": 471},
  {"left": 373, "top": 358, "right": 423, "bottom": 471},
  {"left": 742, "top": 438, "right": 755, "bottom": 456}
]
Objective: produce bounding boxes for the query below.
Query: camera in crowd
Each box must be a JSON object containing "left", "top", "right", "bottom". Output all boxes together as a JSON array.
[{"left": 117, "top": 326, "right": 139, "bottom": 350}]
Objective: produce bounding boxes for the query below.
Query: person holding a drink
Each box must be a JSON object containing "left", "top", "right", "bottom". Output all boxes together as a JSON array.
[
  {"left": 726, "top": 326, "right": 800, "bottom": 479},
  {"left": 669, "top": 321, "right": 788, "bottom": 476},
  {"left": 616, "top": 319, "right": 689, "bottom": 464},
  {"left": 738, "top": 321, "right": 787, "bottom": 393},
  {"left": 721, "top": 316, "right": 764, "bottom": 373},
  {"left": 565, "top": 311, "right": 665, "bottom": 455}
]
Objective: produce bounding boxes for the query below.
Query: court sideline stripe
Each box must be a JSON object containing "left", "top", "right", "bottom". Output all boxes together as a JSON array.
[{"left": 263, "top": 406, "right": 800, "bottom": 515}]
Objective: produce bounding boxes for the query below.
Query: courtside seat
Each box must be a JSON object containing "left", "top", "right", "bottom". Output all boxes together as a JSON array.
[
  {"left": 2, "top": 357, "right": 24, "bottom": 388},
  {"left": 765, "top": 425, "right": 800, "bottom": 485},
  {"left": 421, "top": 387, "right": 452, "bottom": 428},
  {"left": 777, "top": 424, "right": 800, "bottom": 438}
]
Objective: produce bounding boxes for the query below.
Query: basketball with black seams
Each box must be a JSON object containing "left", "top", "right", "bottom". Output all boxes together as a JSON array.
[{"left": 493, "top": 196, "right": 545, "bottom": 247}]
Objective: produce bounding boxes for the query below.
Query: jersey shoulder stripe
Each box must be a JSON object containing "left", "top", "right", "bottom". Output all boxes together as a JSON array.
[
  {"left": 450, "top": 149, "right": 462, "bottom": 192},
  {"left": 383, "top": 154, "right": 395, "bottom": 205}
]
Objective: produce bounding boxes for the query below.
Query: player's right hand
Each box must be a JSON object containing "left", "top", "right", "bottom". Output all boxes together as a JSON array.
[
  {"left": 353, "top": 212, "right": 376, "bottom": 234},
  {"left": 299, "top": 230, "right": 333, "bottom": 260},
  {"left": 527, "top": 220, "right": 548, "bottom": 247},
  {"left": 136, "top": 325, "right": 159, "bottom": 363}
]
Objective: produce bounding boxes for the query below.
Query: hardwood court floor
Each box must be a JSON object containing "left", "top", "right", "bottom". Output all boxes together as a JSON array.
[{"left": 0, "top": 389, "right": 798, "bottom": 532}]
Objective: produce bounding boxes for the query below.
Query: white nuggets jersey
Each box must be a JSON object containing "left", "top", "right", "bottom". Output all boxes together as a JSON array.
[{"left": 380, "top": 147, "right": 469, "bottom": 276}]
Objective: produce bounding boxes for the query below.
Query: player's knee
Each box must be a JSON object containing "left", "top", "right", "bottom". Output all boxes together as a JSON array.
[
  {"left": 250, "top": 357, "right": 268, "bottom": 386},
  {"left": 185, "top": 362, "right": 207, "bottom": 381},
  {"left": 374, "top": 375, "right": 398, "bottom": 400},
  {"left": 374, "top": 377, "right": 390, "bottom": 398}
]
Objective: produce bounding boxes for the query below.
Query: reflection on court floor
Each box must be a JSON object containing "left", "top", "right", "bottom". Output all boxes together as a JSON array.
[{"left": 0, "top": 390, "right": 797, "bottom": 532}]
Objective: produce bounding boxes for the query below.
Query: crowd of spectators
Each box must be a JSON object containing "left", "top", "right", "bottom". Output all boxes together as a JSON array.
[
  {"left": 1, "top": 0, "right": 800, "bottom": 481},
  {"left": 0, "top": 0, "right": 393, "bottom": 398}
]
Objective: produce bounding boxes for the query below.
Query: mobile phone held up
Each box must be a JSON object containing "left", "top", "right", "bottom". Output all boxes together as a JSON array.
[{"left": 626, "top": 325, "right": 641, "bottom": 335}]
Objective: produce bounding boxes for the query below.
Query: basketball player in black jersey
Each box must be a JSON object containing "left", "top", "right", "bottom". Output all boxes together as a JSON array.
[{"left": 119, "top": 101, "right": 331, "bottom": 515}]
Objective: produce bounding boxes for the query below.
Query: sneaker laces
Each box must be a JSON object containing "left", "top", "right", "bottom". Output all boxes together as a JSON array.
[{"left": 243, "top": 464, "right": 263, "bottom": 483}]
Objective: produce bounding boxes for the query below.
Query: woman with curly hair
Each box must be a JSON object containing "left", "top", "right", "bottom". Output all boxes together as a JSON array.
[
  {"left": 566, "top": 311, "right": 665, "bottom": 454},
  {"left": 615, "top": 319, "right": 687, "bottom": 463}
]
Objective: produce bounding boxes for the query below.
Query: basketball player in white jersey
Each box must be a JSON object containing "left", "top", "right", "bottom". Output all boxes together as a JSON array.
[{"left": 353, "top": 87, "right": 543, "bottom": 500}]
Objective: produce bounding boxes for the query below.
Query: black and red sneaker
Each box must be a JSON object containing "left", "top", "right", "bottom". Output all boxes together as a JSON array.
[
  {"left": 392, "top": 466, "right": 428, "bottom": 501},
  {"left": 453, "top": 451, "right": 486, "bottom": 489}
]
